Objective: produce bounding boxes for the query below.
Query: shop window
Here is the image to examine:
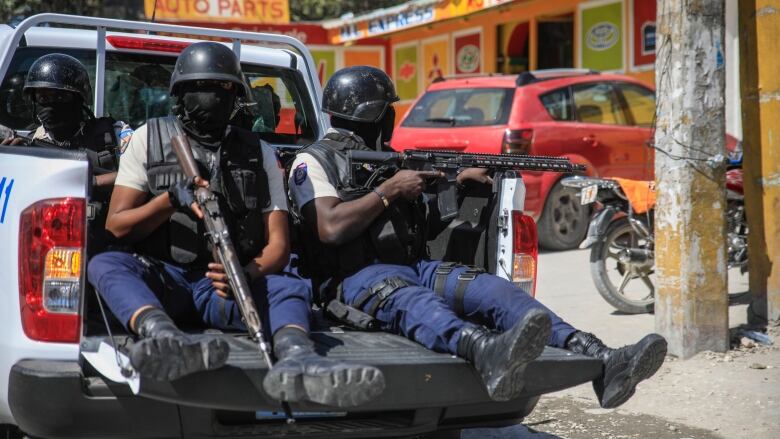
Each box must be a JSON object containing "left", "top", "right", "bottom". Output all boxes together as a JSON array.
[
  {"left": 497, "top": 21, "right": 529, "bottom": 74},
  {"left": 537, "top": 15, "right": 574, "bottom": 70},
  {"left": 572, "top": 82, "right": 628, "bottom": 125},
  {"left": 619, "top": 83, "right": 656, "bottom": 127}
]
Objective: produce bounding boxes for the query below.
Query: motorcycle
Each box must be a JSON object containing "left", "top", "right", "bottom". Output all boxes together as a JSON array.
[{"left": 561, "top": 164, "right": 747, "bottom": 314}]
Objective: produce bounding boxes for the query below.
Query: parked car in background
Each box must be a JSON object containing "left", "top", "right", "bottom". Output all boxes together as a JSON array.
[{"left": 391, "top": 69, "right": 737, "bottom": 250}]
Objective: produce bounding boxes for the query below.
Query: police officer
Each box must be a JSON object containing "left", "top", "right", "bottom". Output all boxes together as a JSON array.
[
  {"left": 87, "top": 43, "right": 384, "bottom": 408},
  {"left": 289, "top": 66, "right": 668, "bottom": 408},
  {"left": 2, "top": 53, "right": 133, "bottom": 253}
]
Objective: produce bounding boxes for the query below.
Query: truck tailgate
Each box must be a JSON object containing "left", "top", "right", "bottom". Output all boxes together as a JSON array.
[{"left": 81, "top": 329, "right": 601, "bottom": 413}]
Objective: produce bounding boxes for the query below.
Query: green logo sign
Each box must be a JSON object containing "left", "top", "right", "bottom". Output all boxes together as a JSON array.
[{"left": 580, "top": 1, "right": 623, "bottom": 71}]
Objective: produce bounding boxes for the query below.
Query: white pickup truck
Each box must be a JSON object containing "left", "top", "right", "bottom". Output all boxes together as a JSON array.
[{"left": 0, "top": 14, "right": 599, "bottom": 439}]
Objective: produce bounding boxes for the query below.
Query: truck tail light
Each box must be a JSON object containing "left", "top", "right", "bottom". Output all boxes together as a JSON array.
[
  {"left": 502, "top": 129, "right": 533, "bottom": 155},
  {"left": 19, "top": 198, "right": 85, "bottom": 343},
  {"left": 106, "top": 36, "right": 192, "bottom": 53},
  {"left": 511, "top": 211, "right": 538, "bottom": 297}
]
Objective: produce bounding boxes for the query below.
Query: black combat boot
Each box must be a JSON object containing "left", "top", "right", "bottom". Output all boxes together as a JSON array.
[
  {"left": 457, "top": 308, "right": 551, "bottom": 401},
  {"left": 565, "top": 331, "right": 667, "bottom": 408},
  {"left": 128, "top": 308, "right": 230, "bottom": 381},
  {"left": 262, "top": 327, "right": 385, "bottom": 407}
]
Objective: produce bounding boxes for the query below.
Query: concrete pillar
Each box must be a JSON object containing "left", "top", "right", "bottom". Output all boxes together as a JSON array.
[
  {"left": 654, "top": 0, "right": 729, "bottom": 358},
  {"left": 739, "top": 0, "right": 780, "bottom": 326}
]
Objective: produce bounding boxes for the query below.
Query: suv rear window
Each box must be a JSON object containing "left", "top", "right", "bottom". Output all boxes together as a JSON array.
[
  {"left": 402, "top": 88, "right": 514, "bottom": 128},
  {"left": 0, "top": 47, "right": 316, "bottom": 145}
]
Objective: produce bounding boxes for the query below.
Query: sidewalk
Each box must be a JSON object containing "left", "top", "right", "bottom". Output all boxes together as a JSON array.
[{"left": 530, "top": 249, "right": 780, "bottom": 439}]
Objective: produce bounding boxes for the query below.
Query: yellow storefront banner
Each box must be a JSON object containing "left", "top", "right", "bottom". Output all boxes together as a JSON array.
[{"left": 144, "top": 0, "right": 289, "bottom": 24}]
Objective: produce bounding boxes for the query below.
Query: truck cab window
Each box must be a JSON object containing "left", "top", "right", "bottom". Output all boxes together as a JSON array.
[{"left": 0, "top": 47, "right": 318, "bottom": 146}]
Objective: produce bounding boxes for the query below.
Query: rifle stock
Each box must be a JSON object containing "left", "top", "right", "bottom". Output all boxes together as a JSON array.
[{"left": 171, "top": 135, "right": 201, "bottom": 180}]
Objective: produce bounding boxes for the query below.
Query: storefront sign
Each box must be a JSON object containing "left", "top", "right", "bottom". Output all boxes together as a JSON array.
[
  {"left": 329, "top": 0, "right": 508, "bottom": 44},
  {"left": 311, "top": 50, "right": 336, "bottom": 86},
  {"left": 422, "top": 37, "right": 449, "bottom": 86},
  {"left": 579, "top": 0, "right": 624, "bottom": 71},
  {"left": 344, "top": 48, "right": 384, "bottom": 70},
  {"left": 144, "top": 0, "right": 289, "bottom": 24},
  {"left": 172, "top": 21, "right": 327, "bottom": 44},
  {"left": 454, "top": 30, "right": 482, "bottom": 75},
  {"left": 631, "top": 0, "right": 656, "bottom": 68},
  {"left": 367, "top": 6, "right": 435, "bottom": 36},
  {"left": 394, "top": 44, "right": 419, "bottom": 101}
]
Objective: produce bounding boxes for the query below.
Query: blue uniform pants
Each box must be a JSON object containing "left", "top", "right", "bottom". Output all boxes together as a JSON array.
[
  {"left": 340, "top": 260, "right": 577, "bottom": 355},
  {"left": 88, "top": 251, "right": 311, "bottom": 335}
]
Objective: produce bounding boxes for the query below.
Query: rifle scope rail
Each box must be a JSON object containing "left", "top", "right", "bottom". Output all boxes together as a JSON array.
[{"left": 403, "top": 149, "right": 587, "bottom": 173}]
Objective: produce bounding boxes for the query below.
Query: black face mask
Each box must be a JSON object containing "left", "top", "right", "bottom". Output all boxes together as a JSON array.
[
  {"left": 36, "top": 100, "right": 84, "bottom": 142},
  {"left": 178, "top": 87, "right": 236, "bottom": 141},
  {"left": 331, "top": 105, "right": 396, "bottom": 151},
  {"left": 380, "top": 106, "right": 396, "bottom": 145}
]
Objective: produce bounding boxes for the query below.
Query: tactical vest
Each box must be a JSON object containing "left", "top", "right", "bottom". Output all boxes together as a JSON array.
[
  {"left": 80, "top": 117, "right": 120, "bottom": 176},
  {"left": 296, "top": 130, "right": 428, "bottom": 284},
  {"left": 140, "top": 116, "right": 271, "bottom": 268},
  {"left": 33, "top": 117, "right": 119, "bottom": 189}
]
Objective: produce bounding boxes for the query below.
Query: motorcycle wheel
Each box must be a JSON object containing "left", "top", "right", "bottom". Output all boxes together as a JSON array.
[{"left": 590, "top": 217, "right": 656, "bottom": 314}]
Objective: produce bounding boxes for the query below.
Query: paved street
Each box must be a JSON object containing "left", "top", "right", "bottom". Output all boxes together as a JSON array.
[{"left": 459, "top": 248, "right": 779, "bottom": 439}]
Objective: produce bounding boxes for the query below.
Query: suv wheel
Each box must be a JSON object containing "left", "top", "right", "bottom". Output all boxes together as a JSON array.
[{"left": 538, "top": 181, "right": 589, "bottom": 250}]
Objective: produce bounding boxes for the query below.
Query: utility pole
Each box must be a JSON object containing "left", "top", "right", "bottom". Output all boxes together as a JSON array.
[
  {"left": 739, "top": 0, "right": 780, "bottom": 327},
  {"left": 654, "top": 0, "right": 729, "bottom": 358}
]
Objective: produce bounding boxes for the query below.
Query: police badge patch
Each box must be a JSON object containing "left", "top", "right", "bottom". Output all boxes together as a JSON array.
[
  {"left": 293, "top": 162, "right": 308, "bottom": 185},
  {"left": 117, "top": 122, "right": 134, "bottom": 155}
]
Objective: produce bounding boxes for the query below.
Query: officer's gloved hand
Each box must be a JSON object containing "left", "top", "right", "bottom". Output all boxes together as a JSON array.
[{"left": 167, "top": 176, "right": 208, "bottom": 218}]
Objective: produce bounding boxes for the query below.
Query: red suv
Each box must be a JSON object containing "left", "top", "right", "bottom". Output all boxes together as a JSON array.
[{"left": 392, "top": 69, "right": 661, "bottom": 250}]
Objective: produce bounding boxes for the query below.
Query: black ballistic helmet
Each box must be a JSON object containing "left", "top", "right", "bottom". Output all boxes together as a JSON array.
[
  {"left": 322, "top": 66, "right": 399, "bottom": 123},
  {"left": 170, "top": 42, "right": 249, "bottom": 97},
  {"left": 24, "top": 53, "right": 92, "bottom": 103}
]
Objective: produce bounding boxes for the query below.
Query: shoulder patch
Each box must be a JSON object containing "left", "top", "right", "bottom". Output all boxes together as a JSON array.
[
  {"left": 117, "top": 123, "right": 134, "bottom": 154},
  {"left": 293, "top": 162, "right": 308, "bottom": 185}
]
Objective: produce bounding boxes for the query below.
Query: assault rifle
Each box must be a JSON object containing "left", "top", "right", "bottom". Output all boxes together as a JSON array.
[
  {"left": 170, "top": 133, "right": 295, "bottom": 423},
  {"left": 347, "top": 149, "right": 586, "bottom": 220}
]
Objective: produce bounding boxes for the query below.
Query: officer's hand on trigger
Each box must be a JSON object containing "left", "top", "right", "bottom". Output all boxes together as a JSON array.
[
  {"left": 457, "top": 168, "right": 493, "bottom": 186},
  {"left": 383, "top": 170, "right": 444, "bottom": 200},
  {"left": 206, "top": 262, "right": 232, "bottom": 298},
  {"left": 167, "top": 176, "right": 209, "bottom": 219}
]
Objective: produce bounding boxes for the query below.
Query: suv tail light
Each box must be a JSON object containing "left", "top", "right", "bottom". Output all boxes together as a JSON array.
[
  {"left": 511, "top": 211, "right": 538, "bottom": 297},
  {"left": 19, "top": 198, "right": 85, "bottom": 343},
  {"left": 502, "top": 129, "right": 533, "bottom": 154},
  {"left": 107, "top": 36, "right": 192, "bottom": 53}
]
